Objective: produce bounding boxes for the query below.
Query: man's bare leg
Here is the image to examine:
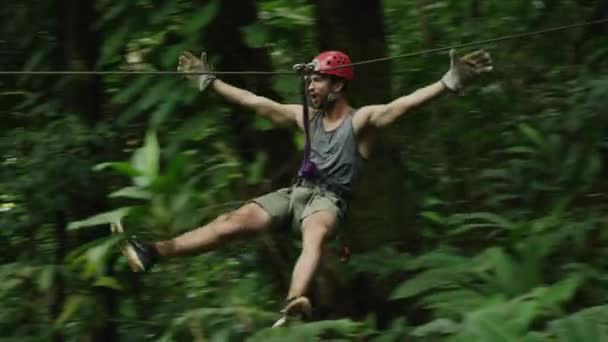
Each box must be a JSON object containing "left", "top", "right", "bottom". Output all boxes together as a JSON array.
[
  {"left": 124, "top": 203, "right": 271, "bottom": 271},
  {"left": 155, "top": 203, "right": 272, "bottom": 257},
  {"left": 272, "top": 211, "right": 336, "bottom": 327},
  {"left": 287, "top": 211, "right": 335, "bottom": 299}
]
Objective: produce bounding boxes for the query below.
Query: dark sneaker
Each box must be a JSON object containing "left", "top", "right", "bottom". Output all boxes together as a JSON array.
[
  {"left": 272, "top": 296, "right": 311, "bottom": 328},
  {"left": 122, "top": 238, "right": 158, "bottom": 272}
]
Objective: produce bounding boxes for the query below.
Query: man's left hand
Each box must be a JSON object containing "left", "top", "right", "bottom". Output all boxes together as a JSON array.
[{"left": 441, "top": 49, "right": 493, "bottom": 92}]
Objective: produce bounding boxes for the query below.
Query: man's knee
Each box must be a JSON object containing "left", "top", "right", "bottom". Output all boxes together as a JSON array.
[
  {"left": 301, "top": 222, "right": 333, "bottom": 250},
  {"left": 302, "top": 211, "right": 336, "bottom": 242}
]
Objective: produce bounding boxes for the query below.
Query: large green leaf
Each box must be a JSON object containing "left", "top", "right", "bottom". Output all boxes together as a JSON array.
[
  {"left": 131, "top": 130, "right": 159, "bottom": 186},
  {"left": 109, "top": 186, "right": 152, "bottom": 200},
  {"left": 550, "top": 315, "right": 607, "bottom": 342},
  {"left": 56, "top": 295, "right": 87, "bottom": 326},
  {"left": 68, "top": 207, "right": 134, "bottom": 230},
  {"left": 390, "top": 267, "right": 469, "bottom": 300}
]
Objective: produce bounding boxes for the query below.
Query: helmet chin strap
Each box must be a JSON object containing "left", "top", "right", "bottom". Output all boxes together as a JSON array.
[
  {"left": 322, "top": 79, "right": 340, "bottom": 114},
  {"left": 322, "top": 91, "right": 338, "bottom": 114}
]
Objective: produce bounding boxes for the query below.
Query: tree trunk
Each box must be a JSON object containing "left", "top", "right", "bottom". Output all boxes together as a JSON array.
[
  {"left": 203, "top": 0, "right": 297, "bottom": 187},
  {"left": 54, "top": 1, "right": 115, "bottom": 340},
  {"left": 50, "top": 213, "right": 67, "bottom": 342},
  {"left": 312, "top": 0, "right": 390, "bottom": 104},
  {"left": 575, "top": 1, "right": 608, "bottom": 64},
  {"left": 55, "top": 0, "right": 103, "bottom": 124},
  {"left": 198, "top": 0, "right": 299, "bottom": 295},
  {"left": 310, "top": 0, "right": 404, "bottom": 320},
  {"left": 416, "top": 0, "right": 434, "bottom": 47}
]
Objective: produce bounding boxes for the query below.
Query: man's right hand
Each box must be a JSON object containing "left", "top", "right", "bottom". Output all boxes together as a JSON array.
[
  {"left": 177, "top": 51, "right": 216, "bottom": 92},
  {"left": 178, "top": 51, "right": 301, "bottom": 127}
]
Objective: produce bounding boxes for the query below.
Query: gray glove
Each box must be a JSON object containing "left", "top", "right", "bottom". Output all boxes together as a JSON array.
[
  {"left": 441, "top": 49, "right": 493, "bottom": 92},
  {"left": 177, "top": 51, "right": 217, "bottom": 92}
]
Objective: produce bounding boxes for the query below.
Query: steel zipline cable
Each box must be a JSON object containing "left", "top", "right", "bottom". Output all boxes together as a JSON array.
[
  {"left": 0, "top": 17, "right": 607, "bottom": 76},
  {"left": 335, "top": 17, "right": 608, "bottom": 69}
]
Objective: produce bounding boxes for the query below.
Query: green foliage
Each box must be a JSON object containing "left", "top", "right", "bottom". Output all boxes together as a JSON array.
[{"left": 2, "top": 0, "right": 608, "bottom": 340}]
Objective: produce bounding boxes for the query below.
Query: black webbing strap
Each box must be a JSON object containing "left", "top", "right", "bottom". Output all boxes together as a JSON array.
[{"left": 293, "top": 63, "right": 316, "bottom": 179}]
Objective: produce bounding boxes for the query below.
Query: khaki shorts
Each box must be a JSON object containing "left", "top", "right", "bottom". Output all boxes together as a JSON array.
[{"left": 251, "top": 186, "right": 346, "bottom": 232}]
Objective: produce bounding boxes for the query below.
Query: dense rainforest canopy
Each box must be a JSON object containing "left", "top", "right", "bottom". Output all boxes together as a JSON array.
[{"left": 2, "top": 0, "right": 608, "bottom": 340}]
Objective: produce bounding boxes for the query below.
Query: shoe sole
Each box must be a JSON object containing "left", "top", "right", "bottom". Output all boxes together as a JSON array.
[
  {"left": 283, "top": 297, "right": 311, "bottom": 316},
  {"left": 272, "top": 297, "right": 311, "bottom": 328},
  {"left": 272, "top": 316, "right": 287, "bottom": 328},
  {"left": 122, "top": 244, "right": 145, "bottom": 272},
  {"left": 111, "top": 220, "right": 145, "bottom": 273}
]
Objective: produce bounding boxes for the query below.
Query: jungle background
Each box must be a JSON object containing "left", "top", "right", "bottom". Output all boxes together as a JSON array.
[{"left": 2, "top": 0, "right": 608, "bottom": 340}]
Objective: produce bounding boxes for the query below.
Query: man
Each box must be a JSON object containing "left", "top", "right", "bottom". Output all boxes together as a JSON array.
[{"left": 121, "top": 49, "right": 492, "bottom": 326}]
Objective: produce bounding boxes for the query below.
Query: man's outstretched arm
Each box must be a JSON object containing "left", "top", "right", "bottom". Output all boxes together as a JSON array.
[
  {"left": 178, "top": 51, "right": 303, "bottom": 128},
  {"left": 356, "top": 81, "right": 447, "bottom": 128},
  {"left": 211, "top": 79, "right": 302, "bottom": 126},
  {"left": 355, "top": 49, "right": 493, "bottom": 130}
]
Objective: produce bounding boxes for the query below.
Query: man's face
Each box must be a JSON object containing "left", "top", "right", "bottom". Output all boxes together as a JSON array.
[{"left": 306, "top": 73, "right": 333, "bottom": 109}]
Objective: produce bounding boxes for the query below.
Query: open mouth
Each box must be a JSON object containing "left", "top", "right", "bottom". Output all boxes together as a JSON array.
[{"left": 309, "top": 94, "right": 319, "bottom": 106}]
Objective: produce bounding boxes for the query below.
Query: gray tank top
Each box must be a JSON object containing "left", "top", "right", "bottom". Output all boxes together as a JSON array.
[{"left": 309, "top": 109, "right": 365, "bottom": 196}]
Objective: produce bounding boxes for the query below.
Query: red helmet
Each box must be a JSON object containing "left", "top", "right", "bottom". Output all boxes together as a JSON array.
[{"left": 311, "top": 51, "right": 354, "bottom": 81}]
